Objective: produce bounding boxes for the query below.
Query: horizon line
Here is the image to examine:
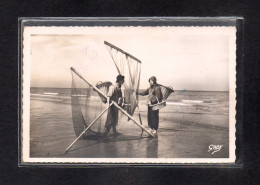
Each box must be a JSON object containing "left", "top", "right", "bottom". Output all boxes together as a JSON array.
[{"left": 30, "top": 86, "right": 229, "bottom": 92}]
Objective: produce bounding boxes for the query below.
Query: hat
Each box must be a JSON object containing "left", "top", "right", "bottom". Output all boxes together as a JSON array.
[
  {"left": 149, "top": 76, "right": 157, "bottom": 83},
  {"left": 116, "top": 74, "right": 125, "bottom": 82}
]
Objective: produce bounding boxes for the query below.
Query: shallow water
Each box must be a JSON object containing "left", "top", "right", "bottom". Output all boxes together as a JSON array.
[{"left": 31, "top": 88, "right": 229, "bottom": 115}]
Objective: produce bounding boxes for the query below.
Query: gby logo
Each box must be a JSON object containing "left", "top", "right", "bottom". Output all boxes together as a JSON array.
[{"left": 208, "top": 145, "right": 223, "bottom": 154}]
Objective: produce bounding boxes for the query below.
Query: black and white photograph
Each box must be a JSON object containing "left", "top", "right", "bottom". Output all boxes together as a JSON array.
[{"left": 21, "top": 24, "right": 236, "bottom": 164}]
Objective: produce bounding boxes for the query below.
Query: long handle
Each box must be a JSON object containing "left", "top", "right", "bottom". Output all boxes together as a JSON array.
[
  {"left": 71, "top": 67, "right": 107, "bottom": 98},
  {"left": 65, "top": 103, "right": 113, "bottom": 153},
  {"left": 104, "top": 41, "right": 142, "bottom": 64},
  {"left": 112, "top": 102, "right": 154, "bottom": 137},
  {"left": 135, "top": 92, "right": 143, "bottom": 136},
  {"left": 137, "top": 106, "right": 144, "bottom": 136}
]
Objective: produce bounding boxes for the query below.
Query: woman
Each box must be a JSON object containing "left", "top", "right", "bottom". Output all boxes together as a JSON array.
[{"left": 136, "top": 76, "right": 162, "bottom": 136}]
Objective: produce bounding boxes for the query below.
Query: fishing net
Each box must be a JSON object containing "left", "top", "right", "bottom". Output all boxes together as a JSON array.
[
  {"left": 150, "top": 85, "right": 174, "bottom": 111},
  {"left": 95, "top": 81, "right": 112, "bottom": 103},
  {"left": 104, "top": 41, "right": 141, "bottom": 117},
  {"left": 159, "top": 84, "right": 174, "bottom": 100},
  {"left": 71, "top": 69, "right": 109, "bottom": 137}
]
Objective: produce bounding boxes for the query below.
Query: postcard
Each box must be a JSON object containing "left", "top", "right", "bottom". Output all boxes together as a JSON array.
[{"left": 21, "top": 19, "right": 237, "bottom": 164}]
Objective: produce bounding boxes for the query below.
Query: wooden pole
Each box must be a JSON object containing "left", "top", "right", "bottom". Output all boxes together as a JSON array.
[
  {"left": 134, "top": 92, "right": 144, "bottom": 136},
  {"left": 112, "top": 102, "right": 154, "bottom": 137},
  {"left": 65, "top": 103, "right": 113, "bottom": 153},
  {"left": 137, "top": 105, "right": 144, "bottom": 136},
  {"left": 71, "top": 67, "right": 107, "bottom": 98},
  {"left": 104, "top": 41, "right": 142, "bottom": 64}
]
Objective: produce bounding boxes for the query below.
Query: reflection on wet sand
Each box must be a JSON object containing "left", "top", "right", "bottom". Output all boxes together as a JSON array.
[
  {"left": 103, "top": 141, "right": 118, "bottom": 158},
  {"left": 146, "top": 137, "right": 158, "bottom": 158}
]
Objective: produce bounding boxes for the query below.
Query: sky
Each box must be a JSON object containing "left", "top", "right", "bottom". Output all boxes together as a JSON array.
[{"left": 29, "top": 26, "right": 235, "bottom": 91}]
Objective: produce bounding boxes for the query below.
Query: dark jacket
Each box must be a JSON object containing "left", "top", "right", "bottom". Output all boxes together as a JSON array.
[
  {"left": 107, "top": 83, "right": 122, "bottom": 102},
  {"left": 137, "top": 84, "right": 163, "bottom": 105}
]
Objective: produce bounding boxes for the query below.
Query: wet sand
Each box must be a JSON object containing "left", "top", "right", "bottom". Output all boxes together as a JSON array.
[{"left": 30, "top": 99, "right": 229, "bottom": 158}]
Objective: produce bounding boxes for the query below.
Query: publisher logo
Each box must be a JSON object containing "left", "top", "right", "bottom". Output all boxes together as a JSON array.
[{"left": 208, "top": 145, "right": 223, "bottom": 154}]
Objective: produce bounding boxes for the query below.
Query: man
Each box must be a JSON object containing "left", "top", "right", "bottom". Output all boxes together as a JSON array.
[
  {"left": 104, "top": 74, "right": 125, "bottom": 136},
  {"left": 136, "top": 76, "right": 163, "bottom": 136}
]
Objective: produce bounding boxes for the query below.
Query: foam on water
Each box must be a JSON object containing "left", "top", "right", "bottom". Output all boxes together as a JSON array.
[
  {"left": 181, "top": 100, "right": 203, "bottom": 103},
  {"left": 30, "top": 88, "right": 229, "bottom": 115},
  {"left": 43, "top": 92, "right": 59, "bottom": 95},
  {"left": 31, "top": 93, "right": 42, "bottom": 96},
  {"left": 166, "top": 102, "right": 192, "bottom": 106}
]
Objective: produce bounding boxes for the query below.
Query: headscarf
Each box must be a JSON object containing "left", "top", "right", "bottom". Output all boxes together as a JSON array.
[{"left": 149, "top": 76, "right": 157, "bottom": 84}]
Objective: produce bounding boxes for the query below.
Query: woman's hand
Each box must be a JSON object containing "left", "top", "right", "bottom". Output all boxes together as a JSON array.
[{"left": 146, "top": 100, "right": 151, "bottom": 106}]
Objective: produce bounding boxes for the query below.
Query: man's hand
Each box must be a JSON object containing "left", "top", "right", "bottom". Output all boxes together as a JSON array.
[
  {"left": 118, "top": 97, "right": 123, "bottom": 106},
  {"left": 107, "top": 97, "right": 110, "bottom": 107}
]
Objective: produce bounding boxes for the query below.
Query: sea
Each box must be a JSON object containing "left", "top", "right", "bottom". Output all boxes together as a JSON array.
[{"left": 30, "top": 87, "right": 229, "bottom": 115}]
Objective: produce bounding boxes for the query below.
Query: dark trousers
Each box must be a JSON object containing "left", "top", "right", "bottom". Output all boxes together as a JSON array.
[
  {"left": 105, "top": 105, "right": 118, "bottom": 131},
  {"left": 148, "top": 107, "right": 159, "bottom": 130}
]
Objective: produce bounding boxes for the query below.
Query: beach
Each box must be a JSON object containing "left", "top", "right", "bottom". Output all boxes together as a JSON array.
[{"left": 30, "top": 95, "right": 229, "bottom": 158}]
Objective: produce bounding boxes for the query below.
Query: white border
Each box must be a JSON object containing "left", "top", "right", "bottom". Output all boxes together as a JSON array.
[{"left": 22, "top": 26, "right": 236, "bottom": 164}]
